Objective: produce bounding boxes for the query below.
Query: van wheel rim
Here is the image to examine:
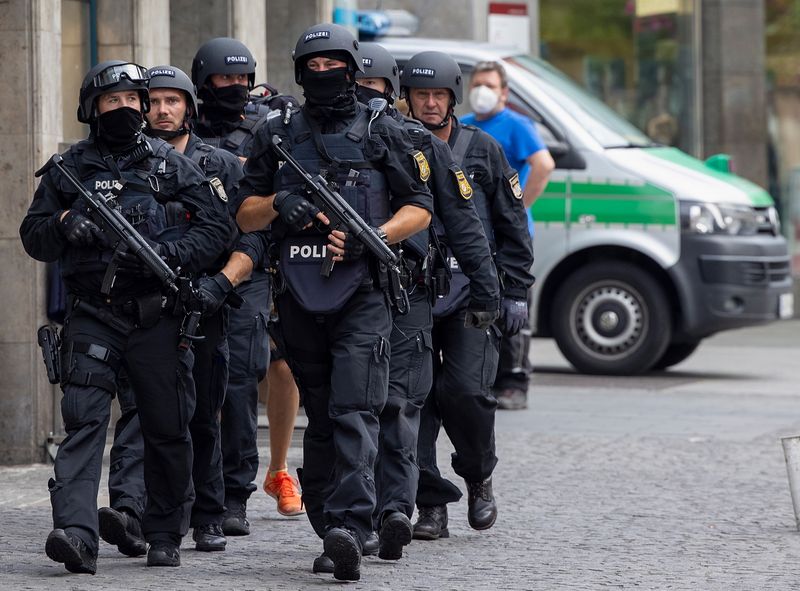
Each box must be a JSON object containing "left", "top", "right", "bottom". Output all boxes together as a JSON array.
[{"left": 572, "top": 283, "right": 645, "bottom": 358}]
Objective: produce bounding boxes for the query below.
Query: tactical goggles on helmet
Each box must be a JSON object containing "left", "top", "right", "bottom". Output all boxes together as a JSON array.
[{"left": 92, "top": 63, "right": 149, "bottom": 89}]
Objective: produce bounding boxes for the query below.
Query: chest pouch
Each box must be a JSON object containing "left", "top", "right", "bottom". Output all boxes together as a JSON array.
[{"left": 279, "top": 234, "right": 369, "bottom": 314}]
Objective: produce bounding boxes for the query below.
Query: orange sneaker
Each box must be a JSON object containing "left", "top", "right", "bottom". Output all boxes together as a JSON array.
[{"left": 263, "top": 469, "right": 305, "bottom": 516}]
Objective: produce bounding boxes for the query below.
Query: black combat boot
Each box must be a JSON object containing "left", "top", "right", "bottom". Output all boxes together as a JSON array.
[
  {"left": 323, "top": 527, "right": 361, "bottom": 581},
  {"left": 98, "top": 507, "right": 147, "bottom": 557},
  {"left": 362, "top": 530, "right": 379, "bottom": 556},
  {"left": 45, "top": 529, "right": 97, "bottom": 575},
  {"left": 412, "top": 505, "right": 449, "bottom": 540},
  {"left": 466, "top": 477, "right": 497, "bottom": 530},
  {"left": 312, "top": 551, "right": 334, "bottom": 574},
  {"left": 193, "top": 523, "right": 227, "bottom": 551},
  {"left": 378, "top": 511, "right": 413, "bottom": 560},
  {"left": 146, "top": 540, "right": 181, "bottom": 567},
  {"left": 221, "top": 499, "right": 250, "bottom": 536}
]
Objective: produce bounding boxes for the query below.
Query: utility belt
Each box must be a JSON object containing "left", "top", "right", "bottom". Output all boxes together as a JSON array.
[{"left": 68, "top": 291, "right": 178, "bottom": 332}]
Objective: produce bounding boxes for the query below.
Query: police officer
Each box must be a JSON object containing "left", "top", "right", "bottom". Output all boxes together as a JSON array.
[
  {"left": 236, "top": 24, "right": 433, "bottom": 582},
  {"left": 97, "top": 65, "right": 263, "bottom": 555},
  {"left": 348, "top": 43, "right": 500, "bottom": 565},
  {"left": 20, "top": 60, "right": 233, "bottom": 572},
  {"left": 400, "top": 51, "right": 535, "bottom": 540},
  {"left": 191, "top": 37, "right": 275, "bottom": 534}
]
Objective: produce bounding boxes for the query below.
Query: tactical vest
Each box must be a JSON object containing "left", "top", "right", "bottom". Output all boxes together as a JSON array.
[
  {"left": 60, "top": 139, "right": 190, "bottom": 295},
  {"left": 273, "top": 109, "right": 392, "bottom": 314},
  {"left": 400, "top": 119, "right": 432, "bottom": 261},
  {"left": 201, "top": 103, "right": 277, "bottom": 158},
  {"left": 433, "top": 124, "right": 494, "bottom": 318}
]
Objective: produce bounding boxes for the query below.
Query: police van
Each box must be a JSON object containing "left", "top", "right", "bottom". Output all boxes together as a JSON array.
[{"left": 380, "top": 37, "right": 794, "bottom": 375}]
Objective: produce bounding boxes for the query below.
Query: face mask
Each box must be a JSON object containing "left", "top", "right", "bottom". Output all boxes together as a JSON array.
[
  {"left": 146, "top": 125, "right": 188, "bottom": 141},
  {"left": 198, "top": 84, "right": 249, "bottom": 121},
  {"left": 96, "top": 106, "right": 144, "bottom": 152},
  {"left": 302, "top": 68, "right": 352, "bottom": 105},
  {"left": 469, "top": 85, "right": 500, "bottom": 115},
  {"left": 356, "top": 85, "right": 387, "bottom": 106}
]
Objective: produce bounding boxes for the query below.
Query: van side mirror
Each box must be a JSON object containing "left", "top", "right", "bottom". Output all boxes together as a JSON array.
[
  {"left": 705, "top": 153, "right": 733, "bottom": 174},
  {"left": 547, "top": 140, "right": 586, "bottom": 170}
]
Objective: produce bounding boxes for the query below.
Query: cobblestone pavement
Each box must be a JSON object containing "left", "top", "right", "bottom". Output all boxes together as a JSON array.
[{"left": 1, "top": 320, "right": 799, "bottom": 590}]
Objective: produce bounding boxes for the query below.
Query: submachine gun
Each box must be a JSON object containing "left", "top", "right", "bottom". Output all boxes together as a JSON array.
[
  {"left": 270, "top": 131, "right": 410, "bottom": 315},
  {"left": 43, "top": 154, "right": 203, "bottom": 351}
]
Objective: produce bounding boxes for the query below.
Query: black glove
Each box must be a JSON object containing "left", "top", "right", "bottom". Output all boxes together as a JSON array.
[
  {"left": 464, "top": 306, "right": 500, "bottom": 330},
  {"left": 340, "top": 226, "right": 385, "bottom": 261},
  {"left": 499, "top": 296, "right": 528, "bottom": 336},
  {"left": 273, "top": 190, "right": 320, "bottom": 233},
  {"left": 197, "top": 272, "right": 234, "bottom": 315},
  {"left": 58, "top": 210, "right": 103, "bottom": 247},
  {"left": 114, "top": 241, "right": 165, "bottom": 277}
]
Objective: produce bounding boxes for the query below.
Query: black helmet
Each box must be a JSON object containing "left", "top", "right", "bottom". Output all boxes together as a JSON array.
[
  {"left": 292, "top": 23, "right": 363, "bottom": 84},
  {"left": 147, "top": 65, "right": 198, "bottom": 117},
  {"left": 399, "top": 51, "right": 463, "bottom": 104},
  {"left": 78, "top": 60, "right": 150, "bottom": 123},
  {"left": 356, "top": 43, "right": 400, "bottom": 97},
  {"left": 191, "top": 37, "right": 256, "bottom": 90}
]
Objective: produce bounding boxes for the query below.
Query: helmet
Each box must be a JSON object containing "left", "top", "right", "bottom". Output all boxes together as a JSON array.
[
  {"left": 78, "top": 60, "right": 150, "bottom": 123},
  {"left": 191, "top": 37, "right": 256, "bottom": 90},
  {"left": 356, "top": 43, "right": 400, "bottom": 96},
  {"left": 147, "top": 65, "right": 198, "bottom": 117},
  {"left": 399, "top": 51, "right": 463, "bottom": 104},
  {"left": 292, "top": 23, "right": 363, "bottom": 84}
]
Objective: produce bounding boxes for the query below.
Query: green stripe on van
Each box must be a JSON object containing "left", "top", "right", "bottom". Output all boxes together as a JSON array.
[{"left": 647, "top": 147, "right": 775, "bottom": 207}]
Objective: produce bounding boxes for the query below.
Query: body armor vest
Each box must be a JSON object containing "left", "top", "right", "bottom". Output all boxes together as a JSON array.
[
  {"left": 274, "top": 108, "right": 392, "bottom": 314},
  {"left": 60, "top": 139, "right": 189, "bottom": 296},
  {"left": 433, "top": 125, "right": 494, "bottom": 317},
  {"left": 200, "top": 103, "right": 276, "bottom": 158}
]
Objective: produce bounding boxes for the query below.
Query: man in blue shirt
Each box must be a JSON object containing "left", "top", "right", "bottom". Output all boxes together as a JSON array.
[{"left": 462, "top": 60, "right": 554, "bottom": 410}]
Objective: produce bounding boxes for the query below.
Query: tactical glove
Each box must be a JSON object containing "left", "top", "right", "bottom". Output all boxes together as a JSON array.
[
  {"left": 273, "top": 190, "right": 320, "bottom": 233},
  {"left": 464, "top": 306, "right": 500, "bottom": 330},
  {"left": 197, "top": 272, "right": 234, "bottom": 315},
  {"left": 114, "top": 240, "right": 166, "bottom": 277},
  {"left": 58, "top": 210, "right": 103, "bottom": 247},
  {"left": 499, "top": 296, "right": 528, "bottom": 336}
]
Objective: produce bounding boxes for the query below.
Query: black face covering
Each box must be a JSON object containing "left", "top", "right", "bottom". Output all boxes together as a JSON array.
[
  {"left": 96, "top": 107, "right": 145, "bottom": 153},
  {"left": 198, "top": 84, "right": 250, "bottom": 122},
  {"left": 145, "top": 125, "right": 189, "bottom": 141},
  {"left": 355, "top": 85, "right": 389, "bottom": 106},
  {"left": 303, "top": 68, "right": 353, "bottom": 105}
]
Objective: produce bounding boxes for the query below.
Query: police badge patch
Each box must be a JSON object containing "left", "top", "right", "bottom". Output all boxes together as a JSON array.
[
  {"left": 453, "top": 169, "right": 473, "bottom": 200},
  {"left": 411, "top": 150, "right": 431, "bottom": 182},
  {"left": 507, "top": 172, "right": 523, "bottom": 199},
  {"left": 209, "top": 177, "right": 228, "bottom": 202}
]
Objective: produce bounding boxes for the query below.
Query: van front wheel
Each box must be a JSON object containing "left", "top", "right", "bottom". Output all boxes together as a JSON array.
[{"left": 552, "top": 263, "right": 671, "bottom": 375}]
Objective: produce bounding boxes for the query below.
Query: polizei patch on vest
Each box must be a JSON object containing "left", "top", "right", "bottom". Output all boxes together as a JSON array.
[
  {"left": 304, "top": 31, "right": 330, "bottom": 42},
  {"left": 410, "top": 67, "right": 435, "bottom": 77},
  {"left": 411, "top": 150, "right": 431, "bottom": 182},
  {"left": 149, "top": 68, "right": 175, "bottom": 78},
  {"left": 209, "top": 177, "right": 228, "bottom": 202},
  {"left": 289, "top": 243, "right": 328, "bottom": 259},
  {"left": 225, "top": 55, "right": 249, "bottom": 65}
]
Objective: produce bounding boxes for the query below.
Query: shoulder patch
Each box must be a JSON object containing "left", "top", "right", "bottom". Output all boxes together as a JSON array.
[
  {"left": 209, "top": 177, "right": 228, "bottom": 203},
  {"left": 411, "top": 150, "right": 431, "bottom": 183},
  {"left": 450, "top": 166, "right": 473, "bottom": 200},
  {"left": 507, "top": 172, "right": 523, "bottom": 200}
]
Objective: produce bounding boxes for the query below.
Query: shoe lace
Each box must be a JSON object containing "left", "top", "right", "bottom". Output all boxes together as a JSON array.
[
  {"left": 274, "top": 471, "right": 300, "bottom": 499},
  {"left": 467, "top": 479, "right": 492, "bottom": 501},
  {"left": 227, "top": 503, "right": 247, "bottom": 519}
]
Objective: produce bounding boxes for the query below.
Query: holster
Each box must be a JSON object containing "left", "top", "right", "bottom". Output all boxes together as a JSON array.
[{"left": 37, "top": 324, "right": 61, "bottom": 384}]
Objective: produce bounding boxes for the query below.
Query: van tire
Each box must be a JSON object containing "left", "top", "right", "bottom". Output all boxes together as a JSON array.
[
  {"left": 651, "top": 341, "right": 701, "bottom": 370},
  {"left": 552, "top": 262, "right": 671, "bottom": 375}
]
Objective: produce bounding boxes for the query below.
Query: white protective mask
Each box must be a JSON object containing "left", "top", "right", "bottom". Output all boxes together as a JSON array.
[{"left": 469, "top": 85, "right": 500, "bottom": 115}]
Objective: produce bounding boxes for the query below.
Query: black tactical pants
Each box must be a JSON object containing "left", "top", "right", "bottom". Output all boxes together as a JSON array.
[
  {"left": 107, "top": 370, "right": 145, "bottom": 520},
  {"left": 375, "top": 286, "right": 433, "bottom": 525},
  {"left": 221, "top": 270, "right": 270, "bottom": 506},
  {"left": 52, "top": 306, "right": 195, "bottom": 555},
  {"left": 276, "top": 288, "right": 391, "bottom": 548},
  {"left": 494, "top": 289, "right": 533, "bottom": 391},
  {"left": 188, "top": 308, "right": 229, "bottom": 526},
  {"left": 416, "top": 306, "right": 500, "bottom": 507}
]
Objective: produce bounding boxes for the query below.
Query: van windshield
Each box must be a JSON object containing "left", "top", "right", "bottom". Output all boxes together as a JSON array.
[{"left": 507, "top": 55, "right": 656, "bottom": 149}]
